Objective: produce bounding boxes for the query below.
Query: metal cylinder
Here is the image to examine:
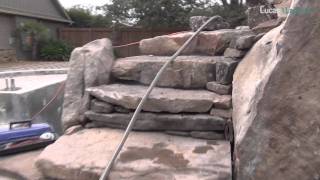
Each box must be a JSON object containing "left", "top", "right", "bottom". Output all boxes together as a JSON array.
[
  {"left": 10, "top": 78, "right": 16, "bottom": 91},
  {"left": 5, "top": 79, "right": 9, "bottom": 90}
]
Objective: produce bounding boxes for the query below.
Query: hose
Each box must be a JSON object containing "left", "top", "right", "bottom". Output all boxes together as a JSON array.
[{"left": 99, "top": 17, "right": 216, "bottom": 180}]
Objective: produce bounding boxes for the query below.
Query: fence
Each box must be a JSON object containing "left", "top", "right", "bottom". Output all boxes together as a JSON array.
[{"left": 58, "top": 28, "right": 187, "bottom": 57}]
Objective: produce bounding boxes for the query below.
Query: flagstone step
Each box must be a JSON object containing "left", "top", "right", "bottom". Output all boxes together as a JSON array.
[
  {"left": 112, "top": 55, "right": 238, "bottom": 89},
  {"left": 87, "top": 84, "right": 232, "bottom": 113},
  {"left": 36, "top": 128, "right": 232, "bottom": 180},
  {"left": 85, "top": 111, "right": 226, "bottom": 131}
]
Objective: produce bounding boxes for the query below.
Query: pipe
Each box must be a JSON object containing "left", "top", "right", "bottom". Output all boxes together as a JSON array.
[{"left": 99, "top": 16, "right": 216, "bottom": 180}]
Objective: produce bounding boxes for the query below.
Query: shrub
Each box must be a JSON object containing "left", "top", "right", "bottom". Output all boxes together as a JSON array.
[{"left": 40, "top": 40, "right": 73, "bottom": 61}]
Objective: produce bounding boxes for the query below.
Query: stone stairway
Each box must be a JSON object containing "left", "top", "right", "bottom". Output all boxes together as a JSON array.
[
  {"left": 36, "top": 27, "right": 259, "bottom": 180},
  {"left": 84, "top": 55, "right": 235, "bottom": 141}
]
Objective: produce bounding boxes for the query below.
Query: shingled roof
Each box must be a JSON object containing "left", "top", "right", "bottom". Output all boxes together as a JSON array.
[{"left": 0, "top": 0, "right": 72, "bottom": 23}]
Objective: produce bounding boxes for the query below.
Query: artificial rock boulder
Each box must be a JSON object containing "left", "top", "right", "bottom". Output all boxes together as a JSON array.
[
  {"left": 61, "top": 38, "right": 114, "bottom": 131},
  {"left": 233, "top": 0, "right": 320, "bottom": 179}
]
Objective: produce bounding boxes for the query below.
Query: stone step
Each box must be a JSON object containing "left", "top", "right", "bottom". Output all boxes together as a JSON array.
[
  {"left": 139, "top": 29, "right": 254, "bottom": 56},
  {"left": 36, "top": 128, "right": 232, "bottom": 180},
  {"left": 112, "top": 55, "right": 237, "bottom": 89},
  {"left": 87, "top": 84, "right": 232, "bottom": 113},
  {"left": 85, "top": 111, "right": 226, "bottom": 131}
]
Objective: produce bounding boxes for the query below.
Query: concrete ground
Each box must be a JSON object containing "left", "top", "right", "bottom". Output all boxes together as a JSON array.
[
  {"left": 0, "top": 61, "right": 69, "bottom": 72},
  {"left": 0, "top": 150, "right": 44, "bottom": 180}
]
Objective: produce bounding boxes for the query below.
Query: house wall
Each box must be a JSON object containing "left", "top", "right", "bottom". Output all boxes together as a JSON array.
[
  {"left": 0, "top": 0, "right": 68, "bottom": 23},
  {"left": 0, "top": 14, "right": 16, "bottom": 62}
]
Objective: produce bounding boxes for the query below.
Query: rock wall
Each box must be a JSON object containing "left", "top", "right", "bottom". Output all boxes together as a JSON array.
[{"left": 233, "top": 0, "right": 320, "bottom": 179}]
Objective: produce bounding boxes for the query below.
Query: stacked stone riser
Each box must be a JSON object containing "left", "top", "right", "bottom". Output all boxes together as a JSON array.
[{"left": 85, "top": 83, "right": 231, "bottom": 140}]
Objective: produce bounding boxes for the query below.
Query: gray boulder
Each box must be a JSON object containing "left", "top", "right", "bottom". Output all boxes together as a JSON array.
[
  {"left": 87, "top": 84, "right": 232, "bottom": 113},
  {"left": 233, "top": 0, "right": 320, "bottom": 179},
  {"left": 61, "top": 38, "right": 115, "bottom": 131},
  {"left": 189, "top": 16, "right": 230, "bottom": 32}
]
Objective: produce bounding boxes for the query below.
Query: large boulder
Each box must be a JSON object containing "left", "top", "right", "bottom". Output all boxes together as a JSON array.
[
  {"left": 140, "top": 29, "right": 253, "bottom": 56},
  {"left": 233, "top": 0, "right": 320, "bottom": 179},
  {"left": 189, "top": 16, "right": 230, "bottom": 32},
  {"left": 61, "top": 39, "right": 115, "bottom": 131},
  {"left": 36, "top": 128, "right": 232, "bottom": 180}
]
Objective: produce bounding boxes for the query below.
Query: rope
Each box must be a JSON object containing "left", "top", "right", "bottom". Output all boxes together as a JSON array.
[
  {"left": 30, "top": 82, "right": 66, "bottom": 120},
  {"left": 99, "top": 17, "right": 217, "bottom": 180}
]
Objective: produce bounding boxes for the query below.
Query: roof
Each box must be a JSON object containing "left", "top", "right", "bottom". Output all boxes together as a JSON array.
[{"left": 0, "top": 0, "right": 72, "bottom": 23}]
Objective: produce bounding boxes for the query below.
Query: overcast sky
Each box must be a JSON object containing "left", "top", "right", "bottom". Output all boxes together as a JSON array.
[{"left": 59, "top": 0, "right": 109, "bottom": 9}]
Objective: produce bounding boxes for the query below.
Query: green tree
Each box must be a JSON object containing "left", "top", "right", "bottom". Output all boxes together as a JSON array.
[
  {"left": 101, "top": 0, "right": 248, "bottom": 29},
  {"left": 67, "top": 6, "right": 112, "bottom": 27},
  {"left": 103, "top": 0, "right": 208, "bottom": 28},
  {"left": 19, "top": 21, "right": 49, "bottom": 60}
]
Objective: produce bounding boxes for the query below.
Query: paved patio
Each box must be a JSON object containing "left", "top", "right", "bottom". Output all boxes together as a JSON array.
[{"left": 0, "top": 61, "right": 69, "bottom": 72}]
